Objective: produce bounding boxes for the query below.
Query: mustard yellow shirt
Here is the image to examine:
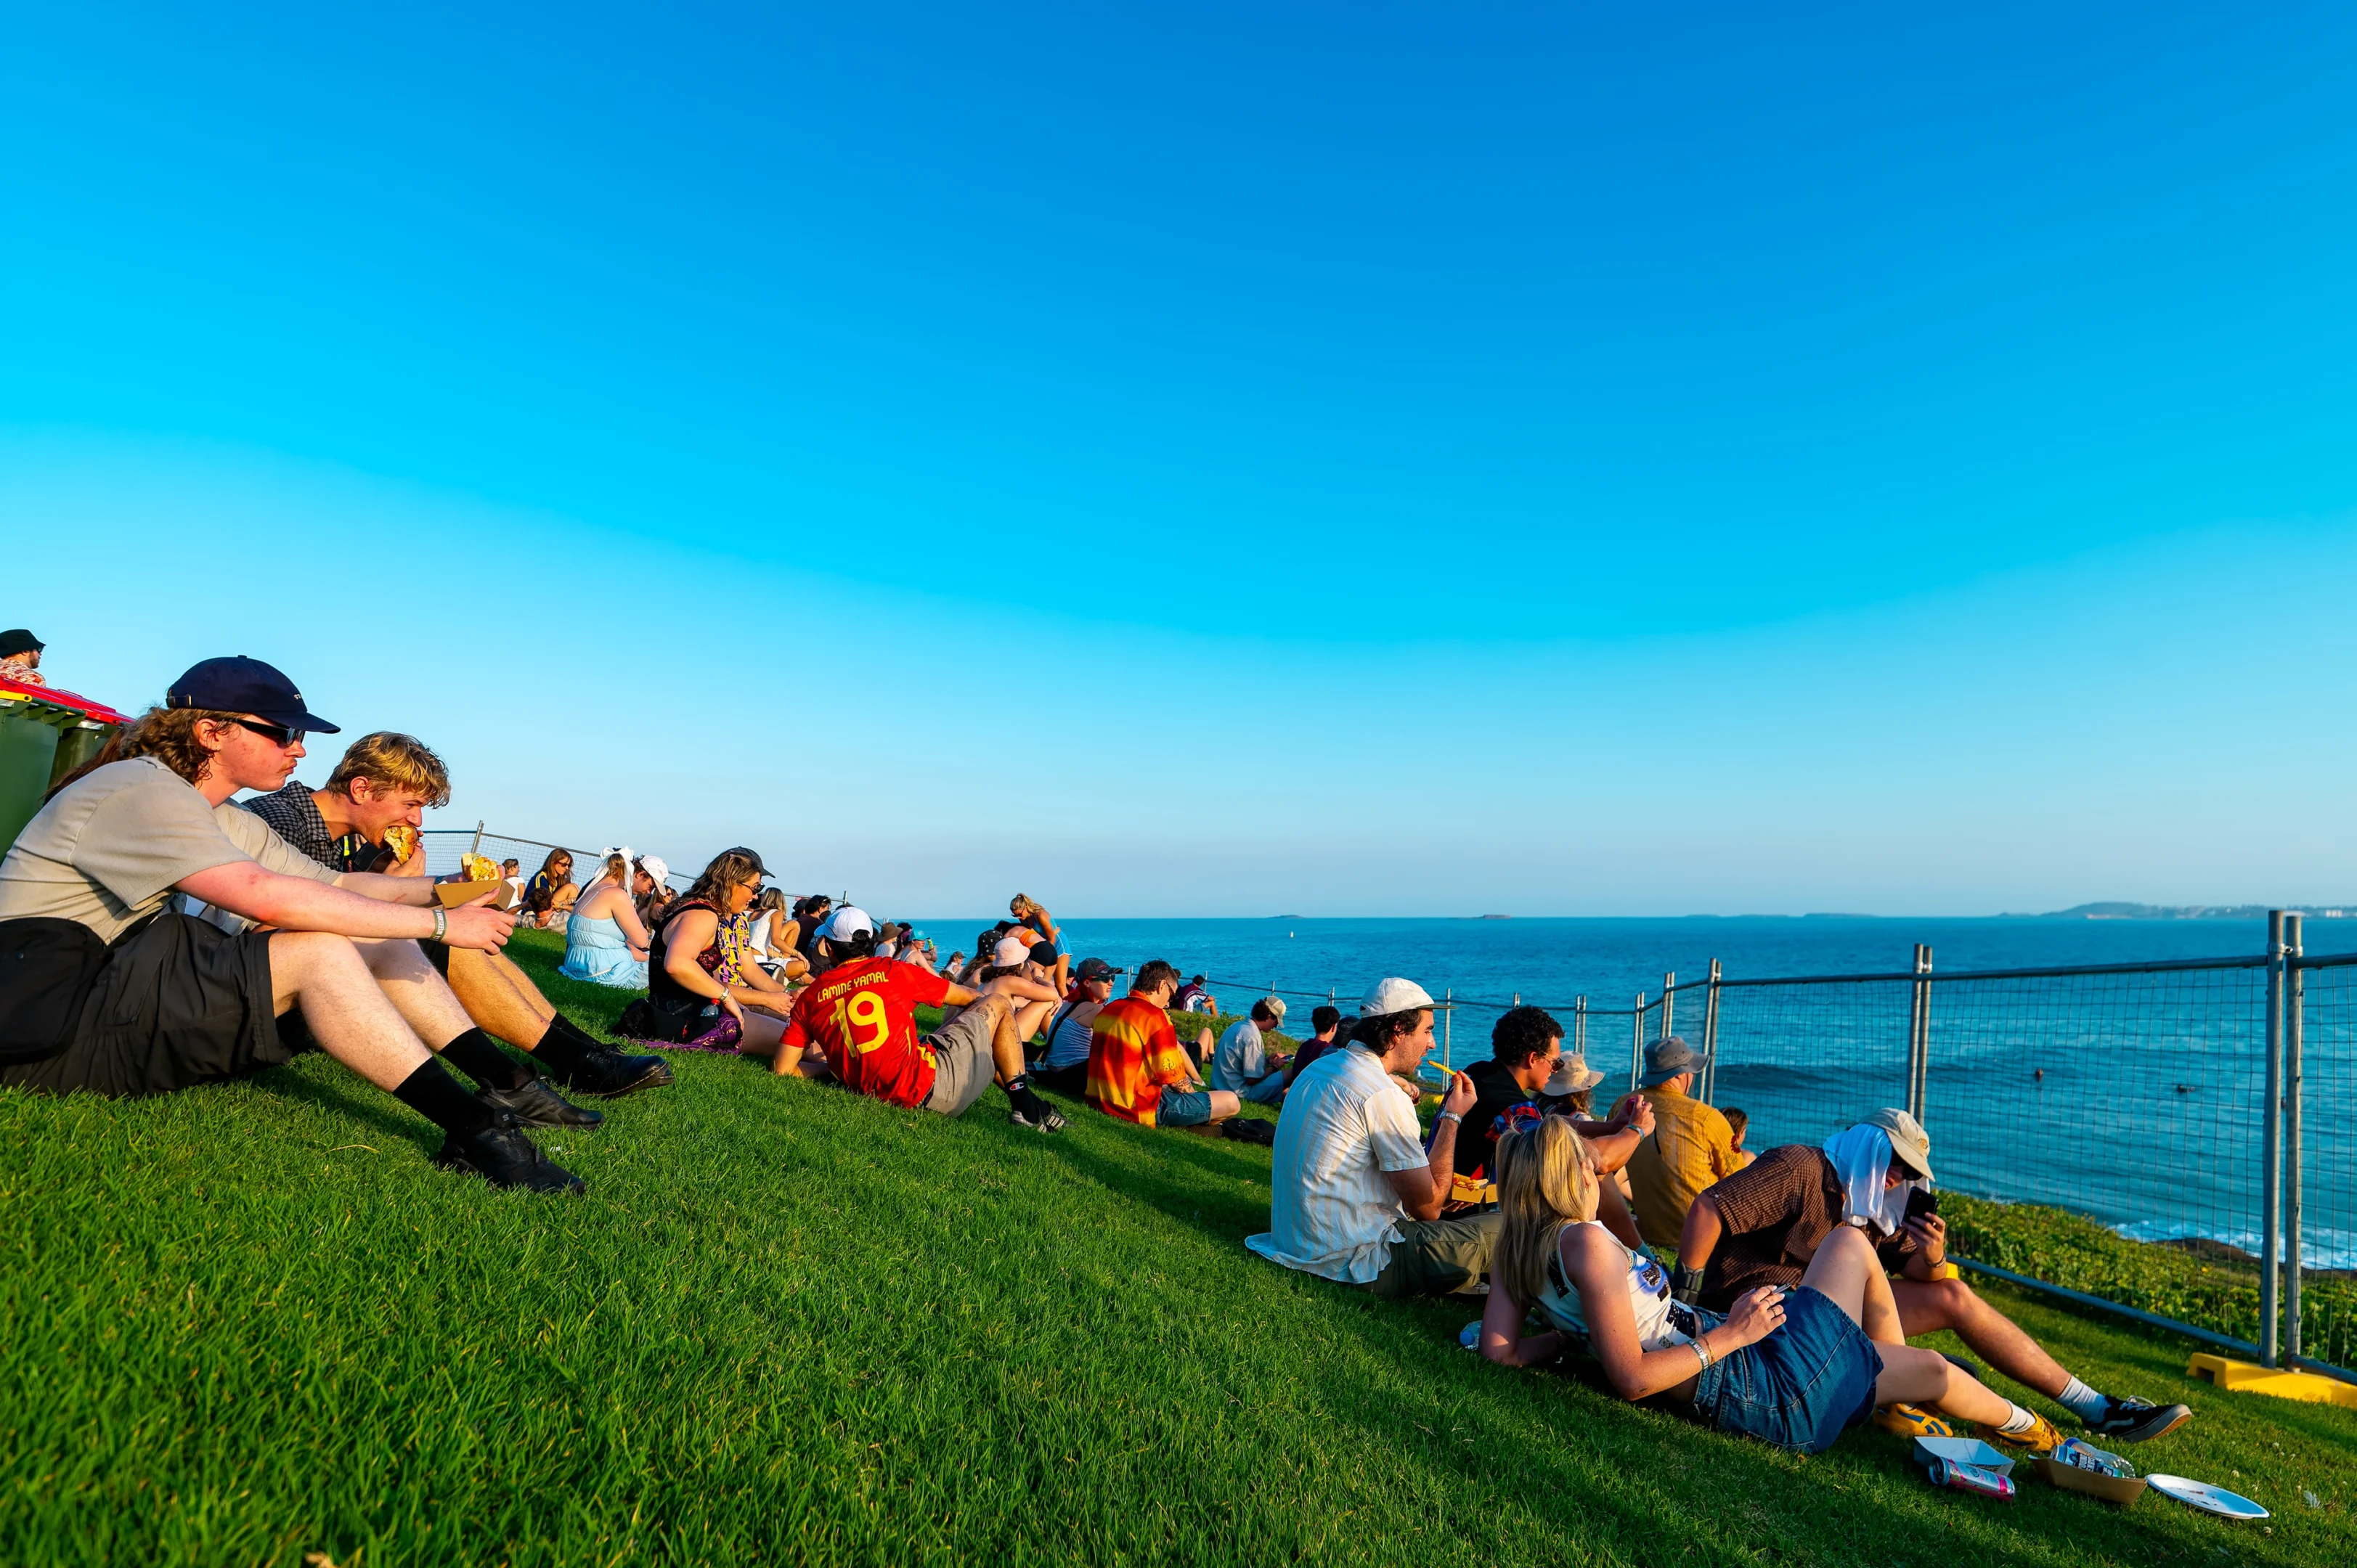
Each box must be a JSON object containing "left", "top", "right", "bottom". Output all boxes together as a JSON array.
[{"left": 1612, "top": 1081, "right": 1741, "bottom": 1251}]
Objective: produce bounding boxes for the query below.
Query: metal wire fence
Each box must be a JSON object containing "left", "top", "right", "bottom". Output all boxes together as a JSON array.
[{"left": 419, "top": 828, "right": 696, "bottom": 893}]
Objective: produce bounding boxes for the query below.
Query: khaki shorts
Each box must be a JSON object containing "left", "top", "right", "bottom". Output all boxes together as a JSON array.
[{"left": 921, "top": 1003, "right": 998, "bottom": 1117}]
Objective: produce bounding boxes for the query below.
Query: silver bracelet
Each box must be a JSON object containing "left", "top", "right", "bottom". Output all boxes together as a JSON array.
[
  {"left": 431, "top": 905, "right": 447, "bottom": 942},
  {"left": 1693, "top": 1337, "right": 1714, "bottom": 1373}
]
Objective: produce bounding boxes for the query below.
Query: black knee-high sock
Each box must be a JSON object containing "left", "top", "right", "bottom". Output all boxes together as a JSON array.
[
  {"left": 394, "top": 1059, "right": 497, "bottom": 1136},
  {"left": 438, "top": 1026, "right": 535, "bottom": 1091},
  {"left": 529, "top": 1012, "right": 599, "bottom": 1076}
]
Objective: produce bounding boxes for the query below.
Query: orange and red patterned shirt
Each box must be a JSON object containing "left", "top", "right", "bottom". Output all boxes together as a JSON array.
[
  {"left": 781, "top": 955, "right": 953, "bottom": 1109},
  {"left": 1086, "top": 993, "right": 1191, "bottom": 1126}
]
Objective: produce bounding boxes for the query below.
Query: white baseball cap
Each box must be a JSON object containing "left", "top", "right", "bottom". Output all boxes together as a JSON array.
[
  {"left": 822, "top": 905, "right": 876, "bottom": 942},
  {"left": 635, "top": 854, "right": 668, "bottom": 886},
  {"left": 1361, "top": 976, "right": 1437, "bottom": 1017},
  {"left": 993, "top": 934, "right": 1036, "bottom": 967}
]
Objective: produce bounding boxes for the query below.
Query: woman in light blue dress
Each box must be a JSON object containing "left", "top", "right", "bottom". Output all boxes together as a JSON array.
[{"left": 561, "top": 851, "right": 653, "bottom": 989}]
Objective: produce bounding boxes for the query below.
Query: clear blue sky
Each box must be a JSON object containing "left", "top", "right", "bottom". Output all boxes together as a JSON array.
[{"left": 5, "top": 4, "right": 2355, "bottom": 913}]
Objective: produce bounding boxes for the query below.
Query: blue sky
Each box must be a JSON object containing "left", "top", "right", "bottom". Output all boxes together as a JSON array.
[{"left": 4, "top": 4, "right": 2354, "bottom": 913}]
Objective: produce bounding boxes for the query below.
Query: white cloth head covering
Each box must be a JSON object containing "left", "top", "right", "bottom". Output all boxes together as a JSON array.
[{"left": 1820, "top": 1123, "right": 1916, "bottom": 1236}]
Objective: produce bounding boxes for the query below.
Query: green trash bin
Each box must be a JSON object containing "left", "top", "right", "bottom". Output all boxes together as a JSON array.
[{"left": 0, "top": 682, "right": 131, "bottom": 859}]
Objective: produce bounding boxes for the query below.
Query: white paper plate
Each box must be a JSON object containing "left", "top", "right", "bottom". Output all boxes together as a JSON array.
[{"left": 2144, "top": 1475, "right": 2271, "bottom": 1520}]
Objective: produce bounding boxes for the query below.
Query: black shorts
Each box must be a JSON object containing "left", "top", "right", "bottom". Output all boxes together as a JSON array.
[{"left": 0, "top": 915, "right": 286, "bottom": 1098}]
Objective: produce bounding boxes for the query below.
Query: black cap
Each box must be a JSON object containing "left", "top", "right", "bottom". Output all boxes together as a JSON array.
[
  {"left": 0, "top": 629, "right": 42, "bottom": 658},
  {"left": 1075, "top": 957, "right": 1119, "bottom": 982},
  {"left": 166, "top": 656, "right": 341, "bottom": 733}
]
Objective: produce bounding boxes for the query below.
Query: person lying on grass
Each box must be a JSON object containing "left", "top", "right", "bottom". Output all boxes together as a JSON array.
[
  {"left": 1675, "top": 1110, "right": 2192, "bottom": 1445},
  {"left": 756, "top": 906, "right": 1067, "bottom": 1131},
  {"left": 1246, "top": 977, "right": 1500, "bottom": 1298},
  {"left": 243, "top": 731, "right": 672, "bottom": 1105},
  {"left": 1087, "top": 960, "right": 1239, "bottom": 1132},
  {"left": 1475, "top": 1116, "right": 2066, "bottom": 1456},
  {"left": 628, "top": 847, "right": 800, "bottom": 1053},
  {"left": 0, "top": 657, "right": 582, "bottom": 1194}
]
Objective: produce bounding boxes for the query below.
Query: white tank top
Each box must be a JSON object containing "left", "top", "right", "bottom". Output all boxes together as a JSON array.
[{"left": 1534, "top": 1221, "right": 1714, "bottom": 1352}]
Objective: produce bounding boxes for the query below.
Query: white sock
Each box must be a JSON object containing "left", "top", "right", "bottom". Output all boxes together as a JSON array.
[
  {"left": 1996, "top": 1402, "right": 2040, "bottom": 1435},
  {"left": 2055, "top": 1375, "right": 2109, "bottom": 1424}
]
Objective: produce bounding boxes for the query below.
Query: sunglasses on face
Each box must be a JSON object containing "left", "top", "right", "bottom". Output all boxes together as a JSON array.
[{"left": 226, "top": 717, "right": 306, "bottom": 748}]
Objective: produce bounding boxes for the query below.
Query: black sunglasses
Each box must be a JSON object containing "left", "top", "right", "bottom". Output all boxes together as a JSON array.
[{"left": 225, "top": 717, "right": 306, "bottom": 748}]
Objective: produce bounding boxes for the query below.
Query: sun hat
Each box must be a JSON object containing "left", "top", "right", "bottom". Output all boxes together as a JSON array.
[
  {"left": 993, "top": 934, "right": 1036, "bottom": 967},
  {"left": 1861, "top": 1107, "right": 1934, "bottom": 1182},
  {"left": 0, "top": 629, "right": 43, "bottom": 658},
  {"left": 1544, "top": 1053, "right": 1606, "bottom": 1095},
  {"left": 822, "top": 905, "right": 876, "bottom": 942},
  {"left": 1361, "top": 976, "right": 1438, "bottom": 1018},
  {"left": 1640, "top": 1036, "right": 1701, "bottom": 1087}
]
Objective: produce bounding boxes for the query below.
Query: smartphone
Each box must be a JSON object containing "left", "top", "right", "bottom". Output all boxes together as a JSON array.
[{"left": 1903, "top": 1188, "right": 1939, "bottom": 1224}]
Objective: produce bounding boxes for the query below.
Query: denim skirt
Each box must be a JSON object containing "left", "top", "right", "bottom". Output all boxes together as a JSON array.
[{"left": 1690, "top": 1286, "right": 1883, "bottom": 1455}]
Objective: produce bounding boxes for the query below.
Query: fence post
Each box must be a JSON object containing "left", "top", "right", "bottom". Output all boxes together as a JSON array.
[
  {"left": 1701, "top": 958, "right": 1722, "bottom": 1105},
  {"left": 1907, "top": 944, "right": 1933, "bottom": 1124},
  {"left": 468, "top": 819, "right": 486, "bottom": 856},
  {"left": 1444, "top": 989, "right": 1452, "bottom": 1075},
  {"left": 1631, "top": 992, "right": 1646, "bottom": 1095},
  {"left": 2263, "top": 910, "right": 2286, "bottom": 1368},
  {"left": 1662, "top": 971, "right": 1677, "bottom": 1041},
  {"left": 1574, "top": 995, "right": 1587, "bottom": 1058},
  {"left": 2286, "top": 912, "right": 2305, "bottom": 1363}
]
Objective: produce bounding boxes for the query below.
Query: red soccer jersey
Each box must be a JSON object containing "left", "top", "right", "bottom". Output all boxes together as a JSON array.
[
  {"left": 781, "top": 955, "right": 953, "bottom": 1109},
  {"left": 1086, "top": 994, "right": 1190, "bottom": 1126}
]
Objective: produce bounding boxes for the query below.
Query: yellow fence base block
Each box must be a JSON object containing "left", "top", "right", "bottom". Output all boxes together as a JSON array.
[{"left": 2185, "top": 1353, "right": 2357, "bottom": 1409}]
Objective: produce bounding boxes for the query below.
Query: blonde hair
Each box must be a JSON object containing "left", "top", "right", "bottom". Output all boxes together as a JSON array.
[
  {"left": 1494, "top": 1117, "right": 1599, "bottom": 1311},
  {"left": 1009, "top": 894, "right": 1037, "bottom": 918},
  {"left": 325, "top": 732, "right": 452, "bottom": 808},
  {"left": 598, "top": 852, "right": 628, "bottom": 887}
]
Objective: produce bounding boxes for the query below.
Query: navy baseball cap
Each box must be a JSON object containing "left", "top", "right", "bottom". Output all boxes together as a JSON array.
[{"left": 166, "top": 656, "right": 341, "bottom": 733}]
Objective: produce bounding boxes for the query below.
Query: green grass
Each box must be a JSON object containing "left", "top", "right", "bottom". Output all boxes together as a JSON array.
[
  {"left": 1942, "top": 1194, "right": 2357, "bottom": 1371},
  {"left": 1, "top": 926, "right": 2352, "bottom": 1566}
]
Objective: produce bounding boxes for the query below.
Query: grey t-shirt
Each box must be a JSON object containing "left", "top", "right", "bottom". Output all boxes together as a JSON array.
[
  {"left": 1214, "top": 1018, "right": 1273, "bottom": 1091},
  {"left": 0, "top": 758, "right": 339, "bottom": 942}
]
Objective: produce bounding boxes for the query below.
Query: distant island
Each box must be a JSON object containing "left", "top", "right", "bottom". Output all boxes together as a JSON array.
[
  {"left": 2034, "top": 902, "right": 2354, "bottom": 920},
  {"left": 1476, "top": 914, "right": 1512, "bottom": 920}
]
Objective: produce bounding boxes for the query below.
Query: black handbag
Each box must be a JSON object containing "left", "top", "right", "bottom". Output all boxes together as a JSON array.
[{"left": 0, "top": 917, "right": 109, "bottom": 1063}]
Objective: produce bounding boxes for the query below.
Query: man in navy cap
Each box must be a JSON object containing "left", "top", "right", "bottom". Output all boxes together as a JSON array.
[{"left": 0, "top": 656, "right": 584, "bottom": 1193}]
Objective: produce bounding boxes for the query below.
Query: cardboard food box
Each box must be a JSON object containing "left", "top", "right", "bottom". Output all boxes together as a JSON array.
[
  {"left": 435, "top": 877, "right": 520, "bottom": 912},
  {"left": 2034, "top": 1450, "right": 2147, "bottom": 1506},
  {"left": 1913, "top": 1436, "right": 2015, "bottom": 1477}
]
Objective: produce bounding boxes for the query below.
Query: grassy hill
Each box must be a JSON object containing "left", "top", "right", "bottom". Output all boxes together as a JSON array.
[{"left": 3, "top": 926, "right": 2353, "bottom": 1565}]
